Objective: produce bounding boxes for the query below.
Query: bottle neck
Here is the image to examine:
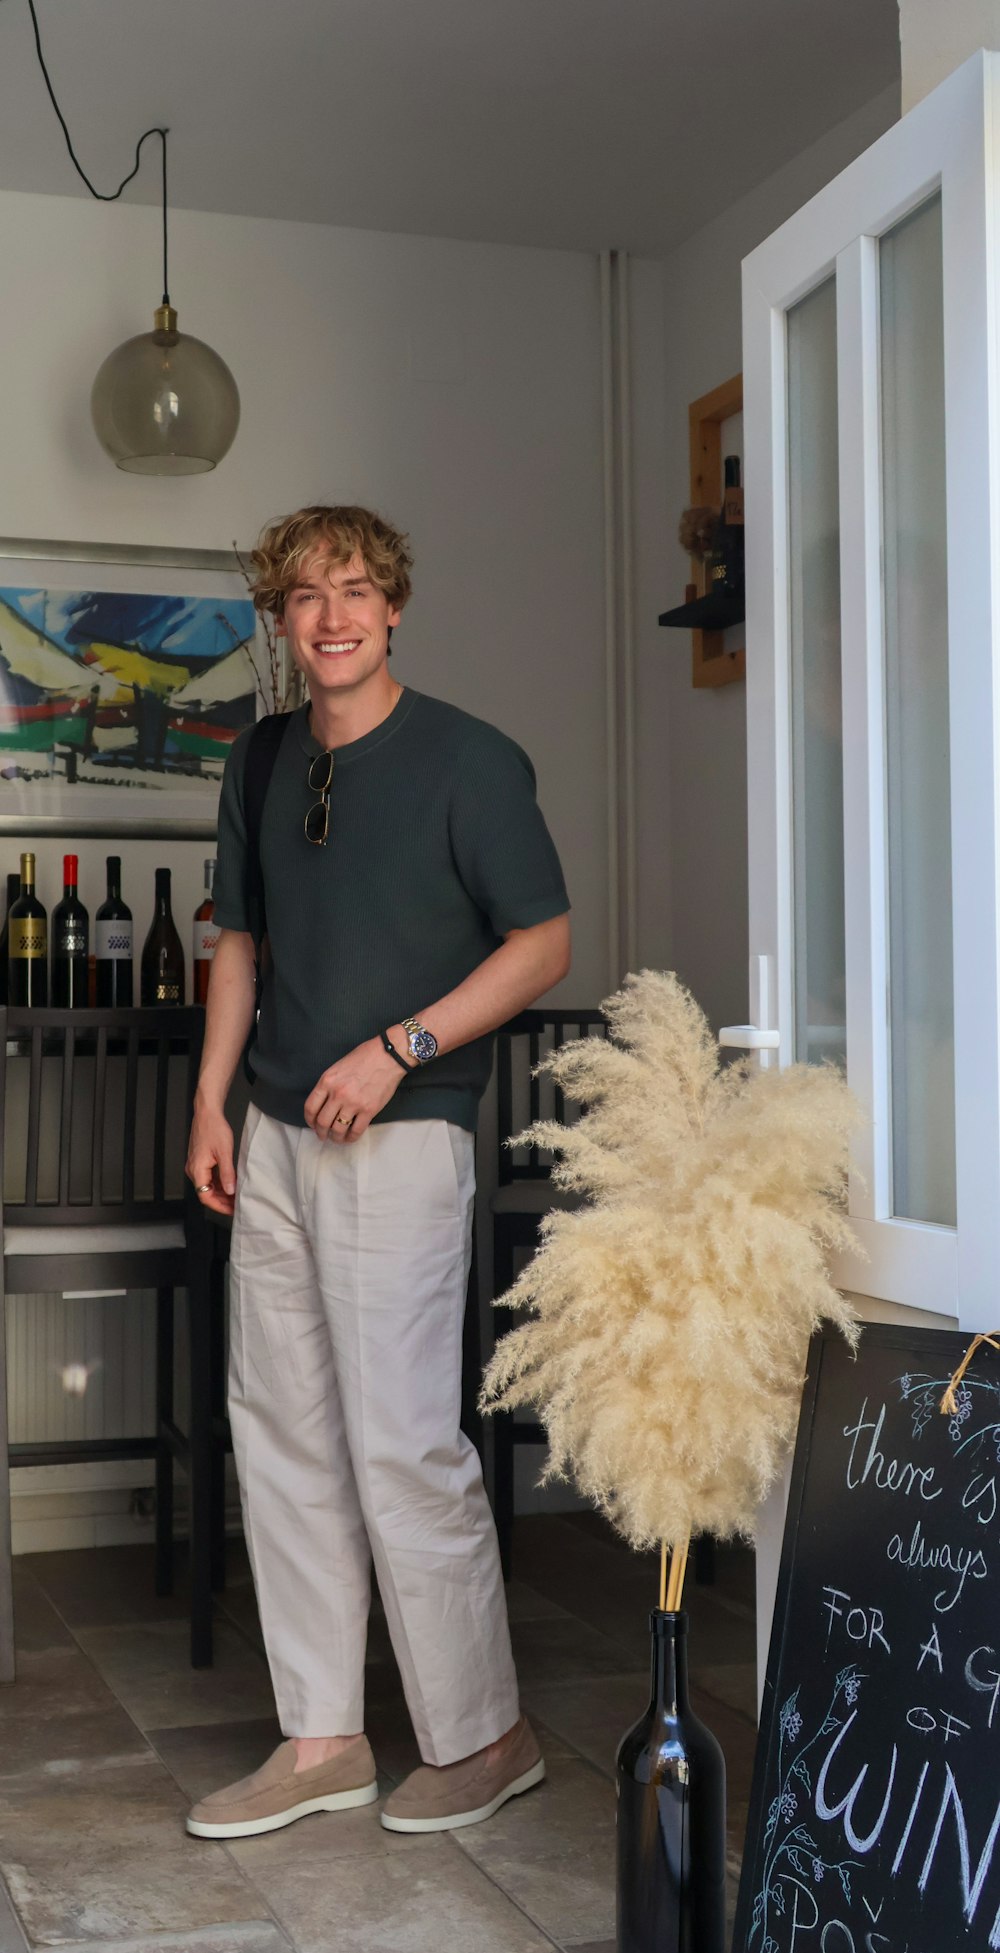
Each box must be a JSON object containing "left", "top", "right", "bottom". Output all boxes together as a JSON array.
[
  {"left": 155, "top": 871, "right": 172, "bottom": 918},
  {"left": 648, "top": 1609, "right": 689, "bottom": 1720},
  {"left": 106, "top": 858, "right": 121, "bottom": 901}
]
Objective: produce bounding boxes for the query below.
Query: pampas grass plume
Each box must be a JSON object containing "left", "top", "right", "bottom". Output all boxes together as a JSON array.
[{"left": 480, "top": 970, "right": 860, "bottom": 1550}]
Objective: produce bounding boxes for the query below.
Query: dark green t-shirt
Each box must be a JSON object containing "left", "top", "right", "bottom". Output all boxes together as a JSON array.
[{"left": 213, "top": 687, "right": 570, "bottom": 1131}]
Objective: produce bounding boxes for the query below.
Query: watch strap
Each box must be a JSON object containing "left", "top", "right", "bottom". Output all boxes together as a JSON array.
[{"left": 380, "top": 1027, "right": 416, "bottom": 1072}]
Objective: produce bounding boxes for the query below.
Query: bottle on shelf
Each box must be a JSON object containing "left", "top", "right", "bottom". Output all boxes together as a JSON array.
[
  {"left": 192, "top": 857, "right": 219, "bottom": 1005},
  {"left": 707, "top": 453, "right": 745, "bottom": 601},
  {"left": 0, "top": 870, "right": 21, "bottom": 1006},
  {"left": 95, "top": 855, "right": 134, "bottom": 1006},
  {"left": 52, "top": 854, "right": 90, "bottom": 1008},
  {"left": 8, "top": 852, "right": 48, "bottom": 1007},
  {"left": 141, "top": 867, "right": 185, "bottom": 1005}
]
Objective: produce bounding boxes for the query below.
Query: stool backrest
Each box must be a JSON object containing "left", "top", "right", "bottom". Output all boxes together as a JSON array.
[
  {"left": 0, "top": 1007, "right": 205, "bottom": 1226},
  {"left": 496, "top": 1008, "right": 607, "bottom": 1185}
]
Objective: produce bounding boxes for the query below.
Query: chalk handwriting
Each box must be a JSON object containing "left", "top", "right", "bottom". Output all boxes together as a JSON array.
[
  {"left": 885, "top": 1521, "right": 988, "bottom": 1612},
  {"left": 917, "top": 1623, "right": 944, "bottom": 1674},
  {"left": 844, "top": 1401, "right": 942, "bottom": 1500},
  {"left": 821, "top": 1589, "right": 891, "bottom": 1655},
  {"left": 966, "top": 1646, "right": 1000, "bottom": 1730}
]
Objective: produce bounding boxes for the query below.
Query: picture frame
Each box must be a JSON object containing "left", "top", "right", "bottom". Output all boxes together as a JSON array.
[
  {"left": 0, "top": 537, "right": 281, "bottom": 839},
  {"left": 687, "top": 374, "right": 745, "bottom": 689}
]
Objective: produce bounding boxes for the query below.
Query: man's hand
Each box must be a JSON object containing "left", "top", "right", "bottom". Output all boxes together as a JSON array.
[
  {"left": 305, "top": 1035, "right": 405, "bottom": 1142},
  {"left": 186, "top": 1100, "right": 238, "bottom": 1216}
]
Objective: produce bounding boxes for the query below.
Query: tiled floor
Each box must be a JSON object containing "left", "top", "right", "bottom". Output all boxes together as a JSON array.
[{"left": 0, "top": 1516, "right": 758, "bottom": 1953}]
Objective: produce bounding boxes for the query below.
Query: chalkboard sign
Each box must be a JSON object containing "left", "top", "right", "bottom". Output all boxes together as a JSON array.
[{"left": 733, "top": 1322, "right": 1000, "bottom": 1953}]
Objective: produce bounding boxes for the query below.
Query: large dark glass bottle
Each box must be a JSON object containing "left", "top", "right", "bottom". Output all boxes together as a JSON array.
[
  {"left": 616, "top": 1611, "right": 726, "bottom": 1953},
  {"left": 95, "top": 855, "right": 134, "bottom": 1006},
  {"left": 8, "top": 852, "right": 48, "bottom": 1006},
  {"left": 0, "top": 870, "right": 21, "bottom": 1005},
  {"left": 141, "top": 867, "right": 185, "bottom": 1005},
  {"left": 52, "top": 854, "right": 90, "bottom": 1007}
]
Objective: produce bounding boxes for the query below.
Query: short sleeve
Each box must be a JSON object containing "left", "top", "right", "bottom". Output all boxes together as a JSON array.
[
  {"left": 448, "top": 727, "right": 569, "bottom": 935},
  {"left": 212, "top": 733, "right": 252, "bottom": 931}
]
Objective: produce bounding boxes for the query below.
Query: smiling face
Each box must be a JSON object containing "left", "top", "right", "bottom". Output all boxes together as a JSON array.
[{"left": 277, "top": 549, "right": 402, "bottom": 702}]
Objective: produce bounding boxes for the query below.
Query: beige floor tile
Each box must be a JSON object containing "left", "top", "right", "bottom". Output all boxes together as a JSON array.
[
  {"left": 0, "top": 1753, "right": 266, "bottom": 1946},
  {"left": 454, "top": 1757, "right": 615, "bottom": 1944},
  {"left": 0, "top": 1875, "right": 27, "bottom": 1953},
  {"left": 10, "top": 1563, "right": 75, "bottom": 1653},
  {"left": 694, "top": 1659, "right": 758, "bottom": 1723},
  {"left": 22, "top": 1545, "right": 191, "bottom": 1631},
  {"left": 0, "top": 1646, "right": 118, "bottom": 1726},
  {"left": 0, "top": 1705, "right": 150, "bottom": 1783},
  {"left": 502, "top": 1580, "right": 570, "bottom": 1625},
  {"left": 234, "top": 1828, "right": 554, "bottom": 1953},
  {"left": 72, "top": 1620, "right": 276, "bottom": 1732},
  {"left": 12, "top": 1926, "right": 289, "bottom": 1953},
  {"left": 145, "top": 1717, "right": 285, "bottom": 1804},
  {"left": 509, "top": 1616, "right": 639, "bottom": 1688},
  {"left": 518, "top": 1671, "right": 649, "bottom": 1780}
]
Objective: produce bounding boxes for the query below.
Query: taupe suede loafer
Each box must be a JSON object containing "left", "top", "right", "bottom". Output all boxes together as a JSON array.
[
  {"left": 186, "top": 1737, "right": 378, "bottom": 1839},
  {"left": 380, "top": 1717, "right": 544, "bottom": 1833}
]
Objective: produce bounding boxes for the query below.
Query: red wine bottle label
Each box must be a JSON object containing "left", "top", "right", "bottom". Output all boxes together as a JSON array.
[
  {"left": 193, "top": 921, "right": 221, "bottom": 962},
  {"left": 96, "top": 920, "right": 133, "bottom": 960},
  {"left": 11, "top": 920, "right": 46, "bottom": 959}
]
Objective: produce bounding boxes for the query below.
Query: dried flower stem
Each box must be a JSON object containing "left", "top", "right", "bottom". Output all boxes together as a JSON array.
[{"left": 232, "top": 541, "right": 299, "bottom": 715}]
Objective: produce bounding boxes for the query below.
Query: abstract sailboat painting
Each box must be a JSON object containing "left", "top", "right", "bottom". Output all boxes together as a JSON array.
[{"left": 0, "top": 549, "right": 266, "bottom": 830}]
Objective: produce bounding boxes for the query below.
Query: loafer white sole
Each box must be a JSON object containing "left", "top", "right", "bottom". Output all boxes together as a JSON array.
[
  {"left": 379, "top": 1757, "right": 546, "bottom": 1833},
  {"left": 187, "top": 1778, "right": 378, "bottom": 1839}
]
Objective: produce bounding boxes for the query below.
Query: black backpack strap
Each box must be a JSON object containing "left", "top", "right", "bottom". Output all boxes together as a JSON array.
[
  {"left": 242, "top": 711, "right": 291, "bottom": 954},
  {"left": 240, "top": 711, "right": 290, "bottom": 1082}
]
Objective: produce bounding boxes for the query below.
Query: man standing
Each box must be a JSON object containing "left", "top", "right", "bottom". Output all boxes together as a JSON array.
[{"left": 185, "top": 505, "right": 570, "bottom": 1840}]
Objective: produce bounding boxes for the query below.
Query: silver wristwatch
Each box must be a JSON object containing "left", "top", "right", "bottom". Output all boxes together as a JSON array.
[{"left": 401, "top": 1015, "right": 438, "bottom": 1064}]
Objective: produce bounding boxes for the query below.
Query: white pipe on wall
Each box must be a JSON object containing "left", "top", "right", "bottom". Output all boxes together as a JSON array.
[
  {"left": 615, "top": 252, "right": 639, "bottom": 975},
  {"left": 600, "top": 248, "right": 621, "bottom": 991},
  {"left": 600, "top": 247, "right": 639, "bottom": 989}
]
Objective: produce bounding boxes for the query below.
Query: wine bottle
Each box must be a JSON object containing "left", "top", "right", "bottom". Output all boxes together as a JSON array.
[
  {"left": 0, "top": 870, "right": 21, "bottom": 1005},
  {"left": 192, "top": 857, "right": 219, "bottom": 1005},
  {"left": 8, "top": 852, "right": 48, "bottom": 1007},
  {"left": 141, "top": 867, "right": 184, "bottom": 1005},
  {"left": 52, "top": 854, "right": 90, "bottom": 1008},
  {"left": 707, "top": 454, "right": 745, "bottom": 602},
  {"left": 616, "top": 1610, "right": 726, "bottom": 1953},
  {"left": 95, "top": 855, "right": 134, "bottom": 1006}
]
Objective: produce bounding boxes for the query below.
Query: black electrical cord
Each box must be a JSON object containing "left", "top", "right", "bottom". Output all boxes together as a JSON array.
[{"left": 25, "top": 0, "right": 170, "bottom": 303}]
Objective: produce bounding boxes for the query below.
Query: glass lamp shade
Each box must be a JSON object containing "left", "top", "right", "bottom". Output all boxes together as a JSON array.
[{"left": 91, "top": 305, "right": 240, "bottom": 475}]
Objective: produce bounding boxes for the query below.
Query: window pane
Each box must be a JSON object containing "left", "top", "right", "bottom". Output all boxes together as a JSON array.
[
  {"left": 788, "top": 277, "right": 845, "bottom": 1068},
  {"left": 880, "top": 194, "right": 955, "bottom": 1227}
]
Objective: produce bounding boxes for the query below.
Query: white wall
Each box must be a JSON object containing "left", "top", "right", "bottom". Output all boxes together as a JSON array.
[
  {"left": 1, "top": 186, "right": 655, "bottom": 1539},
  {"left": 0, "top": 187, "right": 615, "bottom": 999},
  {"left": 634, "top": 81, "right": 901, "bottom": 1032}
]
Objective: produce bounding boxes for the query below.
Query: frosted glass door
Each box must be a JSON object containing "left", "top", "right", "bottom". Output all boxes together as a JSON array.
[
  {"left": 787, "top": 279, "right": 845, "bottom": 1070},
  {"left": 741, "top": 52, "right": 1000, "bottom": 1326}
]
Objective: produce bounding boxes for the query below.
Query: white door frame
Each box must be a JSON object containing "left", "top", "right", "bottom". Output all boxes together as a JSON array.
[{"left": 736, "top": 51, "right": 1000, "bottom": 1330}]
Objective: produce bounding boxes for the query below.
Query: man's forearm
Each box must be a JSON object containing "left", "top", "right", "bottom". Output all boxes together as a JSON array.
[
  {"left": 195, "top": 928, "right": 257, "bottom": 1112},
  {"left": 387, "top": 914, "right": 570, "bottom": 1062}
]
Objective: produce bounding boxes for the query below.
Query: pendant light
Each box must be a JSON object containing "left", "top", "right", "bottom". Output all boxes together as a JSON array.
[{"left": 28, "top": 0, "right": 240, "bottom": 475}]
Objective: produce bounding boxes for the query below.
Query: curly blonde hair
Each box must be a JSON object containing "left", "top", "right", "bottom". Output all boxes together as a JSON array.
[{"left": 248, "top": 505, "right": 414, "bottom": 617}]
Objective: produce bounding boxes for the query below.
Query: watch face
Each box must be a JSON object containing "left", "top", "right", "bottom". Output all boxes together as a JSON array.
[{"left": 409, "top": 1028, "right": 438, "bottom": 1063}]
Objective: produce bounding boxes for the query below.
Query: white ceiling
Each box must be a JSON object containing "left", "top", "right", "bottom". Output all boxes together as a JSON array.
[{"left": 0, "top": 0, "right": 901, "bottom": 256}]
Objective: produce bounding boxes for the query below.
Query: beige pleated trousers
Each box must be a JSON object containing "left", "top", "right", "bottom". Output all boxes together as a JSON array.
[{"left": 228, "top": 1104, "right": 520, "bottom": 1765}]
